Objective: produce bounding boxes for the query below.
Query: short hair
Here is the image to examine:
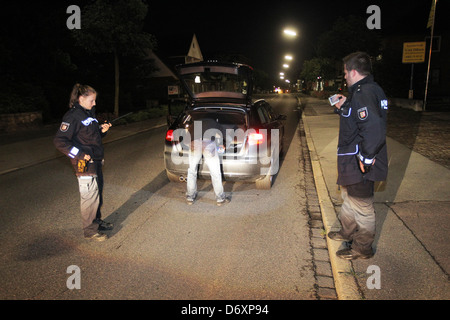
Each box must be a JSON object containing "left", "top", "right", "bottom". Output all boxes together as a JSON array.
[{"left": 343, "top": 52, "right": 372, "bottom": 76}]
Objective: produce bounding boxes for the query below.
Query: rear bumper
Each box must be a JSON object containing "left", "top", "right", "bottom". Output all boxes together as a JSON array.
[{"left": 164, "top": 150, "right": 271, "bottom": 182}]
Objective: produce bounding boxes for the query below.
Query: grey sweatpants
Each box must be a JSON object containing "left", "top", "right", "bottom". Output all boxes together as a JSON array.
[
  {"left": 77, "top": 175, "right": 99, "bottom": 237},
  {"left": 338, "top": 185, "right": 376, "bottom": 255},
  {"left": 186, "top": 140, "right": 226, "bottom": 201}
]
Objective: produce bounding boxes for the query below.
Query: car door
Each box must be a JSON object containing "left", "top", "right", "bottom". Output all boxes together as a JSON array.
[
  {"left": 252, "top": 102, "right": 272, "bottom": 156},
  {"left": 262, "top": 102, "right": 284, "bottom": 155}
]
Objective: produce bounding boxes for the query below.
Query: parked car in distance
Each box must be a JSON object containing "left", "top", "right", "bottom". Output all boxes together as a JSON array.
[{"left": 164, "top": 61, "right": 286, "bottom": 189}]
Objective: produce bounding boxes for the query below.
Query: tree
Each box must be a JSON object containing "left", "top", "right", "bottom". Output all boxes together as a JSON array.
[
  {"left": 301, "top": 15, "right": 382, "bottom": 91},
  {"left": 317, "top": 16, "right": 381, "bottom": 60},
  {"left": 300, "top": 57, "right": 334, "bottom": 82},
  {"left": 72, "top": 0, "right": 156, "bottom": 116}
]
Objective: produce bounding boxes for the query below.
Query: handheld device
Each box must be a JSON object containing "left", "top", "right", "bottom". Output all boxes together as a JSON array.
[{"left": 328, "top": 94, "right": 341, "bottom": 106}]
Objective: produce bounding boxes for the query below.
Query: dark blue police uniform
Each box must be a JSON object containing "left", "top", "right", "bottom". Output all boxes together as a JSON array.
[{"left": 333, "top": 74, "right": 388, "bottom": 257}]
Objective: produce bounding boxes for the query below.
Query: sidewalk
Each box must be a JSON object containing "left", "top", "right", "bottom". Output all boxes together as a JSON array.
[
  {"left": 301, "top": 96, "right": 450, "bottom": 299},
  {"left": 0, "top": 117, "right": 167, "bottom": 175}
]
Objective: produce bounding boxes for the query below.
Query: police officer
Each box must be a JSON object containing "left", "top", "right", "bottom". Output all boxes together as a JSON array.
[
  {"left": 328, "top": 52, "right": 388, "bottom": 260},
  {"left": 54, "top": 84, "right": 113, "bottom": 241}
]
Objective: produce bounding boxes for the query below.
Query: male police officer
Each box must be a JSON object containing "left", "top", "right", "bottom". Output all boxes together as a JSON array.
[{"left": 328, "top": 52, "right": 388, "bottom": 260}]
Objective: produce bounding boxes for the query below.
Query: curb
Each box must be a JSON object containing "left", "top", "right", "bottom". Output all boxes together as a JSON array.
[{"left": 302, "top": 113, "right": 362, "bottom": 300}]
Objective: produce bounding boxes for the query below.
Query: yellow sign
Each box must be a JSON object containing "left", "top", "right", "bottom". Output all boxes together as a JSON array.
[
  {"left": 427, "top": 0, "right": 436, "bottom": 29},
  {"left": 402, "top": 42, "right": 426, "bottom": 64}
]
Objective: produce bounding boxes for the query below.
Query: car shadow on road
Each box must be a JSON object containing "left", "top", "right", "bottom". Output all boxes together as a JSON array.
[{"left": 105, "top": 170, "right": 169, "bottom": 238}]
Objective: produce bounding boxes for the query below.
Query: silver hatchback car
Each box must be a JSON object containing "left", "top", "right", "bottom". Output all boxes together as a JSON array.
[{"left": 164, "top": 61, "right": 285, "bottom": 189}]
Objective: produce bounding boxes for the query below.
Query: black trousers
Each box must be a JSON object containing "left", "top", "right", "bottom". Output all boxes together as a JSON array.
[{"left": 93, "top": 160, "right": 104, "bottom": 220}]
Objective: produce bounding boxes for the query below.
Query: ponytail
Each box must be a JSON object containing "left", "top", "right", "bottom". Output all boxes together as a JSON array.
[{"left": 68, "top": 83, "right": 97, "bottom": 108}]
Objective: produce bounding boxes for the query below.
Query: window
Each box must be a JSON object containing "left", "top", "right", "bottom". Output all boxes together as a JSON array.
[
  {"left": 182, "top": 71, "right": 249, "bottom": 97},
  {"left": 425, "top": 35, "right": 441, "bottom": 52},
  {"left": 257, "top": 107, "right": 269, "bottom": 124},
  {"left": 264, "top": 104, "right": 277, "bottom": 122},
  {"left": 432, "top": 69, "right": 440, "bottom": 86}
]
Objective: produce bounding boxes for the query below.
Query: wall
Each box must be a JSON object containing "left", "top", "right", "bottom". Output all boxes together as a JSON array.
[{"left": 0, "top": 111, "right": 43, "bottom": 133}]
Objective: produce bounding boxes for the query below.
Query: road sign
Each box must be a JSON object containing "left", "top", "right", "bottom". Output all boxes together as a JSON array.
[{"left": 402, "top": 42, "right": 426, "bottom": 64}]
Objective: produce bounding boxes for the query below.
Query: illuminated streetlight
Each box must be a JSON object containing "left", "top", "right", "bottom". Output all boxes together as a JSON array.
[
  {"left": 285, "top": 55, "right": 293, "bottom": 60},
  {"left": 283, "top": 64, "right": 289, "bottom": 68},
  {"left": 279, "top": 72, "right": 284, "bottom": 76},
  {"left": 283, "top": 29, "right": 297, "bottom": 37}
]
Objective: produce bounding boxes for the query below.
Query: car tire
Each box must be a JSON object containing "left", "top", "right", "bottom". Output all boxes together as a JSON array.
[
  {"left": 166, "top": 170, "right": 181, "bottom": 182},
  {"left": 255, "top": 173, "right": 272, "bottom": 190}
]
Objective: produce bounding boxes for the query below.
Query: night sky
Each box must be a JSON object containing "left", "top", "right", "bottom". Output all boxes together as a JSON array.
[
  {"left": 144, "top": 0, "right": 442, "bottom": 77},
  {"left": 1, "top": 0, "right": 447, "bottom": 84}
]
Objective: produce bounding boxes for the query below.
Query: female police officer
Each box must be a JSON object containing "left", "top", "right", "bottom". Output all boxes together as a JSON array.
[{"left": 54, "top": 84, "right": 113, "bottom": 241}]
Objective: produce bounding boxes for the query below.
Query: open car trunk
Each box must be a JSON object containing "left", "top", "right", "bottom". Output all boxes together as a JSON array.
[
  {"left": 182, "top": 108, "right": 248, "bottom": 156},
  {"left": 176, "top": 62, "right": 253, "bottom": 106}
]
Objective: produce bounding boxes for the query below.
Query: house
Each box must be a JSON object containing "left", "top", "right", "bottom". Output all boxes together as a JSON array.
[{"left": 144, "top": 34, "right": 204, "bottom": 105}]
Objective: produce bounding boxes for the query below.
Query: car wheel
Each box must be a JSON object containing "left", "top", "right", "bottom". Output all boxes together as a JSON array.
[
  {"left": 166, "top": 170, "right": 181, "bottom": 182},
  {"left": 255, "top": 173, "right": 272, "bottom": 190}
]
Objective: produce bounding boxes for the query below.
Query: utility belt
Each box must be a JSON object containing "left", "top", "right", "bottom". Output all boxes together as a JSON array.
[{"left": 77, "top": 159, "right": 104, "bottom": 173}]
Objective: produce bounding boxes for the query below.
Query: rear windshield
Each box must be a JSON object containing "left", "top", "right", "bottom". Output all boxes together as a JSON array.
[
  {"left": 179, "top": 66, "right": 251, "bottom": 99},
  {"left": 179, "top": 109, "right": 248, "bottom": 150}
]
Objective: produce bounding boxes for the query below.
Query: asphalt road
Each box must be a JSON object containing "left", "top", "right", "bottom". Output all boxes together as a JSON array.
[{"left": 0, "top": 94, "right": 321, "bottom": 302}]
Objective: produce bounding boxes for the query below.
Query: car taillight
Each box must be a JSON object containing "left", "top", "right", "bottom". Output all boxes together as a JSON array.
[
  {"left": 248, "top": 132, "right": 264, "bottom": 145},
  {"left": 165, "top": 129, "right": 174, "bottom": 141}
]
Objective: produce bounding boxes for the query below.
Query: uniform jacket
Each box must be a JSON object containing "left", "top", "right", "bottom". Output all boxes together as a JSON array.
[
  {"left": 54, "top": 103, "right": 106, "bottom": 176},
  {"left": 335, "top": 75, "right": 388, "bottom": 186}
]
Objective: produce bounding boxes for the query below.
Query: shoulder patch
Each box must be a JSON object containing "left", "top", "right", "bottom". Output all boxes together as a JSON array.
[
  {"left": 59, "top": 122, "right": 70, "bottom": 132},
  {"left": 357, "top": 107, "right": 368, "bottom": 120}
]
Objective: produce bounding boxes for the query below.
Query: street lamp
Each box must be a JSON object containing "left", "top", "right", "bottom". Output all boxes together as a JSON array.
[
  {"left": 283, "top": 29, "right": 297, "bottom": 37},
  {"left": 279, "top": 27, "right": 297, "bottom": 90}
]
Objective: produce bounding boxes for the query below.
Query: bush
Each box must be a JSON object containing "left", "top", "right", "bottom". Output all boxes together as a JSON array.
[{"left": 0, "top": 83, "right": 49, "bottom": 114}]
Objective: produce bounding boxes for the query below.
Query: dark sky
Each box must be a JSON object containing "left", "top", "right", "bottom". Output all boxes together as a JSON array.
[
  {"left": 144, "top": 0, "right": 443, "bottom": 78},
  {"left": 2, "top": 0, "right": 446, "bottom": 83}
]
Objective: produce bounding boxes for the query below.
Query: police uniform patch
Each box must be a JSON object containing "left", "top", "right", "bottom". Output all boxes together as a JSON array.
[
  {"left": 357, "top": 107, "right": 368, "bottom": 120},
  {"left": 60, "top": 122, "right": 70, "bottom": 132}
]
